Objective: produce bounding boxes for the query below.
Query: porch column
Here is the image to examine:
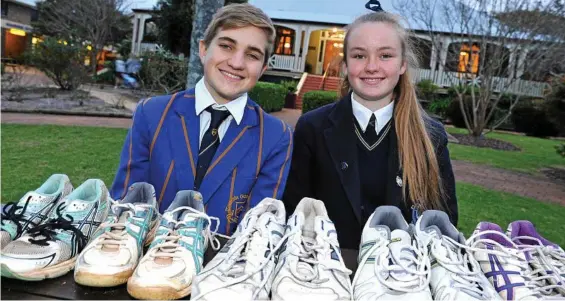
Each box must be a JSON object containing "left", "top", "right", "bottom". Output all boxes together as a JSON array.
[
  {"left": 131, "top": 17, "right": 138, "bottom": 54},
  {"left": 438, "top": 38, "right": 450, "bottom": 73},
  {"left": 515, "top": 48, "right": 528, "bottom": 78},
  {"left": 136, "top": 16, "right": 147, "bottom": 54},
  {"left": 292, "top": 26, "right": 302, "bottom": 72},
  {"left": 300, "top": 27, "right": 313, "bottom": 72},
  {"left": 430, "top": 40, "right": 438, "bottom": 70},
  {"left": 508, "top": 47, "right": 518, "bottom": 79}
]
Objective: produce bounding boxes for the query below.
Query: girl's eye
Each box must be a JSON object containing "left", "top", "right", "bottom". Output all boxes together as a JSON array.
[
  {"left": 381, "top": 53, "right": 393, "bottom": 59},
  {"left": 352, "top": 54, "right": 365, "bottom": 59}
]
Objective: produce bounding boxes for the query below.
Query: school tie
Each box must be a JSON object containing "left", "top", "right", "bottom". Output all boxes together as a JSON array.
[
  {"left": 194, "top": 106, "right": 231, "bottom": 191},
  {"left": 364, "top": 114, "right": 379, "bottom": 145}
]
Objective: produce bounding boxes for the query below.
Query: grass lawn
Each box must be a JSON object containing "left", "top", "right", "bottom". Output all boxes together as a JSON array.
[
  {"left": 2, "top": 124, "right": 564, "bottom": 247},
  {"left": 447, "top": 127, "right": 565, "bottom": 174}
]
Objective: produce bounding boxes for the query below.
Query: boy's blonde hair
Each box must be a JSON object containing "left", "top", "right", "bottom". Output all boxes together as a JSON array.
[{"left": 203, "top": 3, "right": 276, "bottom": 65}]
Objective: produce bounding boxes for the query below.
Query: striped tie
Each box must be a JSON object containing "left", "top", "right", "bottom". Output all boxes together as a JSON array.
[{"left": 194, "top": 106, "right": 231, "bottom": 190}]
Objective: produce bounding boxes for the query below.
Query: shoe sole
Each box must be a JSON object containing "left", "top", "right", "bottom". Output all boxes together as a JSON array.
[
  {"left": 127, "top": 279, "right": 191, "bottom": 300},
  {"left": 0, "top": 258, "right": 76, "bottom": 281},
  {"left": 74, "top": 268, "right": 134, "bottom": 287}
]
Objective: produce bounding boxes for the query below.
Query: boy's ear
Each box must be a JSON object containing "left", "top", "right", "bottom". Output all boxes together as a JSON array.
[{"left": 199, "top": 40, "right": 207, "bottom": 64}]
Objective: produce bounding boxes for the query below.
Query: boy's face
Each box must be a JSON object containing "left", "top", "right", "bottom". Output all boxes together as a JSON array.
[{"left": 200, "top": 26, "right": 269, "bottom": 104}]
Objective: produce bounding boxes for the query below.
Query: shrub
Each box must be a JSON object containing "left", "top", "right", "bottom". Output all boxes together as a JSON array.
[
  {"left": 24, "top": 37, "right": 89, "bottom": 91},
  {"left": 248, "top": 82, "right": 286, "bottom": 112},
  {"left": 557, "top": 143, "right": 565, "bottom": 158},
  {"left": 511, "top": 100, "right": 559, "bottom": 138},
  {"left": 545, "top": 83, "right": 565, "bottom": 137},
  {"left": 416, "top": 79, "right": 439, "bottom": 101},
  {"left": 138, "top": 47, "right": 188, "bottom": 95},
  {"left": 302, "top": 90, "right": 338, "bottom": 113},
  {"left": 280, "top": 80, "right": 298, "bottom": 92},
  {"left": 427, "top": 97, "right": 451, "bottom": 118}
]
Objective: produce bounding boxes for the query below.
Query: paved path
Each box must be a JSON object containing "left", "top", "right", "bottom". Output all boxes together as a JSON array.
[{"left": 2, "top": 111, "right": 564, "bottom": 205}]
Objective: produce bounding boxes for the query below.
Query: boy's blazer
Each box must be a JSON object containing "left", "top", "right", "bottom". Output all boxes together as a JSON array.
[{"left": 111, "top": 88, "right": 293, "bottom": 235}]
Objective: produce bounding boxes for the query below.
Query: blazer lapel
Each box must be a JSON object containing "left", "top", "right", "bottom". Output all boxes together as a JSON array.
[
  {"left": 323, "top": 95, "right": 363, "bottom": 223},
  {"left": 385, "top": 122, "right": 403, "bottom": 208},
  {"left": 198, "top": 103, "right": 258, "bottom": 203}
]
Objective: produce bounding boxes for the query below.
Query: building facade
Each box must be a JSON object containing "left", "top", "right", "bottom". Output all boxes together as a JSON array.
[{"left": 1, "top": 0, "right": 37, "bottom": 61}]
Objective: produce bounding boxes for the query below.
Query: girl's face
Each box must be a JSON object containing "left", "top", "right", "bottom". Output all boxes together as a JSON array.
[{"left": 345, "top": 22, "right": 406, "bottom": 103}]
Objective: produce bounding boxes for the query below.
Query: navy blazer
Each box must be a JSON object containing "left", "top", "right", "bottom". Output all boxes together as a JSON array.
[
  {"left": 282, "top": 93, "right": 458, "bottom": 249},
  {"left": 111, "top": 88, "right": 293, "bottom": 235}
]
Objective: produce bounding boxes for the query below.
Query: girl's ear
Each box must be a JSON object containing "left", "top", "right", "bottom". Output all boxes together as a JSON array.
[{"left": 400, "top": 60, "right": 407, "bottom": 75}]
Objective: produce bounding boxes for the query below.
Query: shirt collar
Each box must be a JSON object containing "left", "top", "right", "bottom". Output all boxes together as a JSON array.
[
  {"left": 351, "top": 92, "right": 394, "bottom": 134},
  {"left": 194, "top": 78, "right": 247, "bottom": 125}
]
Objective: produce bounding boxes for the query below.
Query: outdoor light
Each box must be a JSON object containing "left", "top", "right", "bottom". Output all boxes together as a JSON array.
[
  {"left": 284, "top": 42, "right": 291, "bottom": 48},
  {"left": 9, "top": 28, "right": 26, "bottom": 37}
]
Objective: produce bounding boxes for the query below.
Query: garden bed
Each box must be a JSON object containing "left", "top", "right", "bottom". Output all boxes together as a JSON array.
[
  {"left": 451, "top": 133, "right": 521, "bottom": 151},
  {"left": 1, "top": 87, "right": 132, "bottom": 117}
]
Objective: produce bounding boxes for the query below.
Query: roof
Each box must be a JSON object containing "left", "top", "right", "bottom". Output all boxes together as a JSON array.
[{"left": 5, "top": 0, "right": 37, "bottom": 9}]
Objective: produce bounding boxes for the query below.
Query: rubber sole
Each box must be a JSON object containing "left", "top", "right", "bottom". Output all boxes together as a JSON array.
[
  {"left": 127, "top": 279, "right": 191, "bottom": 300},
  {"left": 0, "top": 258, "right": 76, "bottom": 281},
  {"left": 74, "top": 268, "right": 133, "bottom": 287}
]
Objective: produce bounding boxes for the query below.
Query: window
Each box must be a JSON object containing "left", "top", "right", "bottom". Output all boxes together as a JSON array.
[
  {"left": 274, "top": 27, "right": 295, "bottom": 55},
  {"left": 458, "top": 43, "right": 480, "bottom": 74},
  {"left": 1, "top": 2, "right": 8, "bottom": 17}
]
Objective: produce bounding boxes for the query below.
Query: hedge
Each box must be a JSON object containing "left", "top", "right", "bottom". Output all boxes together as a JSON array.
[
  {"left": 249, "top": 82, "right": 286, "bottom": 113},
  {"left": 511, "top": 100, "right": 559, "bottom": 138},
  {"left": 302, "top": 90, "right": 338, "bottom": 113}
]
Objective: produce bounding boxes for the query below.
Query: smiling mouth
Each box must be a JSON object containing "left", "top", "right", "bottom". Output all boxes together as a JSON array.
[
  {"left": 220, "top": 70, "right": 244, "bottom": 80},
  {"left": 361, "top": 78, "right": 384, "bottom": 85}
]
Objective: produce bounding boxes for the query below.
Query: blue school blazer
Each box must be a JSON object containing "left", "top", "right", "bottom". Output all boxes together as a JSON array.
[{"left": 110, "top": 88, "right": 293, "bottom": 235}]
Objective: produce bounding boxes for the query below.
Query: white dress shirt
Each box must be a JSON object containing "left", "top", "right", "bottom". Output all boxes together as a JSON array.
[
  {"left": 351, "top": 93, "right": 394, "bottom": 135},
  {"left": 195, "top": 78, "right": 248, "bottom": 148}
]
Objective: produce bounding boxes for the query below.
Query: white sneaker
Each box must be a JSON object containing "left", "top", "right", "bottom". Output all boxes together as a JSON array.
[
  {"left": 352, "top": 206, "right": 432, "bottom": 301},
  {"left": 414, "top": 210, "right": 502, "bottom": 300},
  {"left": 74, "top": 182, "right": 160, "bottom": 287},
  {"left": 271, "top": 197, "right": 352, "bottom": 301},
  {"left": 191, "top": 198, "right": 287, "bottom": 301},
  {"left": 467, "top": 222, "right": 547, "bottom": 300},
  {"left": 127, "top": 190, "right": 219, "bottom": 300}
]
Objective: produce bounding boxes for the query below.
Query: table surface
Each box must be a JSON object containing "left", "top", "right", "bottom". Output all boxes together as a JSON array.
[{"left": 1, "top": 239, "right": 360, "bottom": 300}]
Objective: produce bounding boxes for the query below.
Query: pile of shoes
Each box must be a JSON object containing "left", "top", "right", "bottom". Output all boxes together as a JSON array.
[{"left": 2, "top": 175, "right": 564, "bottom": 300}]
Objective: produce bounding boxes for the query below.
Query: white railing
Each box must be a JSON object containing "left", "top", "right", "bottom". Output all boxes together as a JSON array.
[
  {"left": 412, "top": 68, "right": 549, "bottom": 98},
  {"left": 268, "top": 54, "right": 296, "bottom": 71}
]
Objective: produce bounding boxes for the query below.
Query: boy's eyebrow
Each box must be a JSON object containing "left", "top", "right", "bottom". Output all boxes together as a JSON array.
[{"left": 217, "top": 36, "right": 265, "bottom": 57}]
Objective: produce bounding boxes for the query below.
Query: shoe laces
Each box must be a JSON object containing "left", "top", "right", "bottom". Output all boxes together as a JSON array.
[
  {"left": 428, "top": 235, "right": 490, "bottom": 299},
  {"left": 95, "top": 200, "right": 146, "bottom": 247},
  {"left": 510, "top": 236, "right": 565, "bottom": 295},
  {"left": 466, "top": 230, "right": 547, "bottom": 300},
  {"left": 150, "top": 206, "right": 221, "bottom": 259},
  {"left": 1, "top": 196, "right": 38, "bottom": 237},
  {"left": 288, "top": 231, "right": 352, "bottom": 285},
  {"left": 192, "top": 218, "right": 291, "bottom": 301},
  {"left": 25, "top": 202, "right": 87, "bottom": 252},
  {"left": 352, "top": 238, "right": 431, "bottom": 297}
]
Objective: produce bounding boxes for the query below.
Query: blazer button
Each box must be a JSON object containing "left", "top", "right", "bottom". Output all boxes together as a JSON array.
[{"left": 341, "top": 162, "right": 348, "bottom": 171}]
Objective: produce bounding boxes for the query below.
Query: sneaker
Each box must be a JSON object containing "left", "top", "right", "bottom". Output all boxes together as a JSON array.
[
  {"left": 506, "top": 220, "right": 565, "bottom": 296},
  {"left": 74, "top": 182, "right": 160, "bottom": 287},
  {"left": 352, "top": 206, "right": 432, "bottom": 301},
  {"left": 0, "top": 179, "right": 110, "bottom": 281},
  {"left": 191, "top": 198, "right": 287, "bottom": 301},
  {"left": 467, "top": 222, "right": 546, "bottom": 300},
  {"left": 127, "top": 190, "right": 219, "bottom": 300},
  {"left": 414, "top": 211, "right": 502, "bottom": 300},
  {"left": 271, "top": 197, "right": 352, "bottom": 301},
  {"left": 1, "top": 174, "right": 73, "bottom": 249}
]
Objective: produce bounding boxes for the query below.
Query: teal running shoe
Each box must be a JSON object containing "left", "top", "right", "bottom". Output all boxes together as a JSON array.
[
  {"left": 1, "top": 174, "right": 73, "bottom": 249},
  {"left": 74, "top": 182, "right": 160, "bottom": 287},
  {"left": 0, "top": 179, "right": 110, "bottom": 281}
]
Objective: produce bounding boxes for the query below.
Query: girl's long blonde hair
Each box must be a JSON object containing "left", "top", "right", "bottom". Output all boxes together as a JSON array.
[{"left": 341, "top": 12, "right": 446, "bottom": 211}]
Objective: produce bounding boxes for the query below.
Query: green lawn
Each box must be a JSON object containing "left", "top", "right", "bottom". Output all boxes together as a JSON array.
[
  {"left": 447, "top": 127, "right": 565, "bottom": 174},
  {"left": 2, "top": 124, "right": 564, "bottom": 247}
]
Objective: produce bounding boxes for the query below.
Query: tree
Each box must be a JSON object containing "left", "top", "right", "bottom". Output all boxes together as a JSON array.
[
  {"left": 33, "top": 0, "right": 131, "bottom": 73},
  {"left": 186, "top": 0, "right": 248, "bottom": 88},
  {"left": 394, "top": 0, "right": 565, "bottom": 137},
  {"left": 154, "top": 0, "right": 193, "bottom": 56}
]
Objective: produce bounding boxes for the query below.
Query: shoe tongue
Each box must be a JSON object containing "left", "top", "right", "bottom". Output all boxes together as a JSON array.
[
  {"left": 389, "top": 229, "right": 412, "bottom": 254},
  {"left": 58, "top": 199, "right": 90, "bottom": 219},
  {"left": 255, "top": 212, "right": 277, "bottom": 231},
  {"left": 314, "top": 216, "right": 338, "bottom": 245}
]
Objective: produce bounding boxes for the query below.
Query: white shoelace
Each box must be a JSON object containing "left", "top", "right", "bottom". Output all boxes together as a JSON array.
[
  {"left": 288, "top": 231, "right": 352, "bottom": 287},
  {"left": 510, "top": 236, "right": 565, "bottom": 295},
  {"left": 150, "top": 206, "right": 221, "bottom": 259},
  {"left": 466, "top": 230, "right": 551, "bottom": 300},
  {"left": 96, "top": 201, "right": 143, "bottom": 246},
  {"left": 352, "top": 238, "right": 431, "bottom": 299},
  {"left": 427, "top": 235, "right": 491, "bottom": 299},
  {"left": 191, "top": 219, "right": 291, "bottom": 301}
]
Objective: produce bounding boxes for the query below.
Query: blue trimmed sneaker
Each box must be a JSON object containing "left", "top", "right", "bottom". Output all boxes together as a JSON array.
[
  {"left": 1, "top": 174, "right": 73, "bottom": 249},
  {"left": 0, "top": 179, "right": 110, "bottom": 281},
  {"left": 74, "top": 182, "right": 160, "bottom": 287},
  {"left": 127, "top": 190, "right": 219, "bottom": 300}
]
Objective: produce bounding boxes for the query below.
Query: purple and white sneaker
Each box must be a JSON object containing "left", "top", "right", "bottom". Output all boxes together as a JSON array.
[
  {"left": 507, "top": 220, "right": 565, "bottom": 297},
  {"left": 467, "top": 222, "right": 545, "bottom": 300}
]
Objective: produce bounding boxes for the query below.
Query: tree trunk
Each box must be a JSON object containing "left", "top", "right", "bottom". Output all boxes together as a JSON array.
[{"left": 186, "top": 0, "right": 225, "bottom": 88}]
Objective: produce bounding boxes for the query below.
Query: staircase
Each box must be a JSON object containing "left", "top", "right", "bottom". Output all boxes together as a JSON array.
[{"left": 295, "top": 74, "right": 341, "bottom": 110}]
